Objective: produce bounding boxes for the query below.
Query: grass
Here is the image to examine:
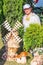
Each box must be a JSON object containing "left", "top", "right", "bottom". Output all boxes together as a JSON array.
[
  {"left": 0, "top": 60, "right": 32, "bottom": 65},
  {"left": 0, "top": 31, "right": 33, "bottom": 65}
]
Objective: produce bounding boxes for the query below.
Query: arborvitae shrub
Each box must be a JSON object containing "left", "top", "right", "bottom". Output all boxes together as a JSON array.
[
  {"left": 3, "top": 0, "right": 23, "bottom": 27},
  {"left": 23, "top": 24, "right": 43, "bottom": 51}
]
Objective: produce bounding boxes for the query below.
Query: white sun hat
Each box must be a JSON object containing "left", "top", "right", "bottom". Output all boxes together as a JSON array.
[{"left": 23, "top": 4, "right": 31, "bottom": 10}]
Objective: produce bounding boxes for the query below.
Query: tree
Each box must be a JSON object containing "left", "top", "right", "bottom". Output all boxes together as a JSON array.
[{"left": 3, "top": 0, "right": 24, "bottom": 27}]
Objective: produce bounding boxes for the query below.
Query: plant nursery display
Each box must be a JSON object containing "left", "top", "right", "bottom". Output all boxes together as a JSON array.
[{"left": 0, "top": 0, "right": 43, "bottom": 65}]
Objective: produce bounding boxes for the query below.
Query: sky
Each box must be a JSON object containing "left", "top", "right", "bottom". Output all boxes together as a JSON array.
[{"left": 34, "top": 0, "right": 43, "bottom": 7}]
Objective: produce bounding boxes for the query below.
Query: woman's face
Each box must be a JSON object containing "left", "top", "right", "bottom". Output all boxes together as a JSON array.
[{"left": 24, "top": 8, "right": 32, "bottom": 15}]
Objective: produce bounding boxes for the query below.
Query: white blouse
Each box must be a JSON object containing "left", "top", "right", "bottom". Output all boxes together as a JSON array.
[{"left": 23, "top": 13, "right": 40, "bottom": 31}]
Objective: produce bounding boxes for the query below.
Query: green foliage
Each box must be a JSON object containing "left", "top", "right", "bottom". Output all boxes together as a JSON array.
[
  {"left": 3, "top": 0, "right": 24, "bottom": 27},
  {"left": 0, "top": 0, "right": 3, "bottom": 25},
  {"left": 18, "top": 26, "right": 24, "bottom": 39},
  {"left": 0, "top": 0, "right": 2, "bottom": 15},
  {"left": 23, "top": 24, "right": 43, "bottom": 51},
  {"left": 40, "top": 14, "right": 43, "bottom": 25},
  {"left": 23, "top": 0, "right": 33, "bottom": 6},
  {"left": 34, "top": 8, "right": 43, "bottom": 25},
  {"left": 0, "top": 0, "right": 5, "bottom": 25}
]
